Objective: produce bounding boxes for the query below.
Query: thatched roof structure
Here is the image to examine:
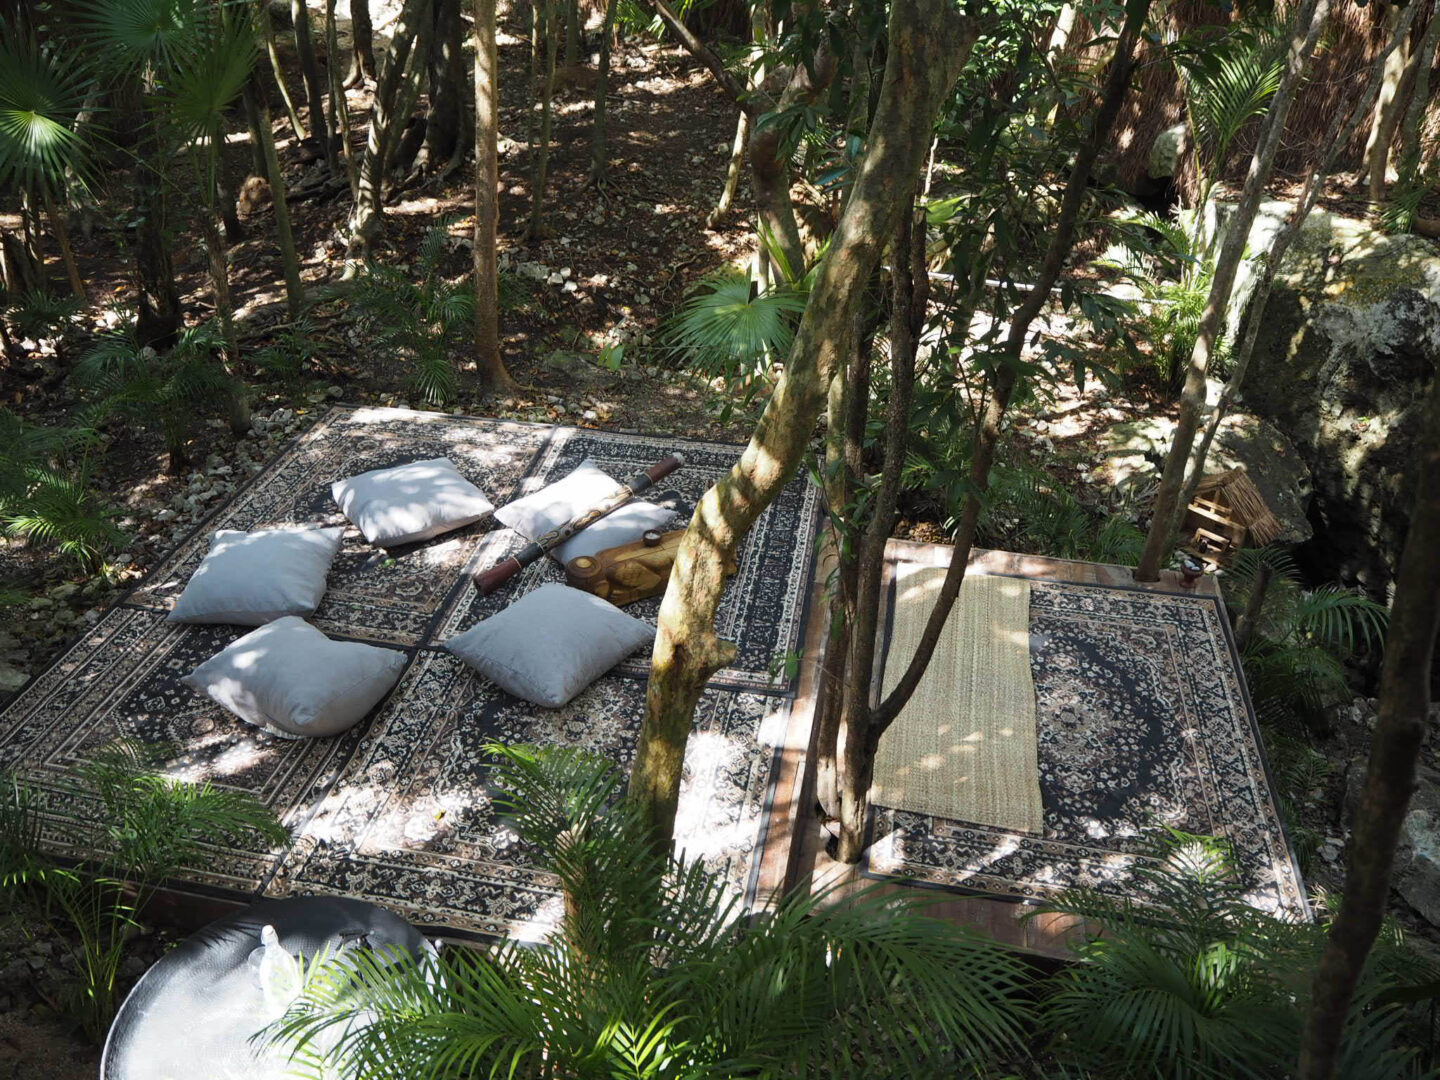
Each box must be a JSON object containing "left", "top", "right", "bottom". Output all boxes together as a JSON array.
[{"left": 1193, "top": 468, "right": 1284, "bottom": 548}]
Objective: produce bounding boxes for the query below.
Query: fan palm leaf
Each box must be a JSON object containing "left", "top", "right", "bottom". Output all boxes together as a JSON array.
[
  {"left": 75, "top": 0, "right": 206, "bottom": 75},
  {"left": 666, "top": 268, "right": 808, "bottom": 378},
  {"left": 0, "top": 31, "right": 98, "bottom": 194},
  {"left": 161, "top": 15, "right": 256, "bottom": 148}
]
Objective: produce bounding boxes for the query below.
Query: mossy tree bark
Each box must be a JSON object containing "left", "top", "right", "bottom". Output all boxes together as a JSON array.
[
  {"left": 627, "top": 0, "right": 980, "bottom": 848},
  {"left": 473, "top": 0, "right": 516, "bottom": 392},
  {"left": 1134, "top": 0, "right": 1330, "bottom": 581},
  {"left": 1297, "top": 373, "right": 1440, "bottom": 1080}
]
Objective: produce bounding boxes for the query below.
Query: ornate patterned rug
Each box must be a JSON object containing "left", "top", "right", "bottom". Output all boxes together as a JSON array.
[
  {"left": 0, "top": 407, "right": 820, "bottom": 936},
  {"left": 863, "top": 575, "right": 1309, "bottom": 920}
]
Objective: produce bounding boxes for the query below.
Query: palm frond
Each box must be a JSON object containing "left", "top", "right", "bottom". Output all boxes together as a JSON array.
[
  {"left": 0, "top": 31, "right": 99, "bottom": 193},
  {"left": 665, "top": 268, "right": 807, "bottom": 378},
  {"left": 1294, "top": 586, "right": 1388, "bottom": 653},
  {"left": 161, "top": 15, "right": 256, "bottom": 145},
  {"left": 76, "top": 0, "right": 206, "bottom": 74}
]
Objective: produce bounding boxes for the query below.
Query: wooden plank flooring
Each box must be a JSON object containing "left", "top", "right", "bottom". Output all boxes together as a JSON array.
[{"left": 759, "top": 540, "right": 1224, "bottom": 960}]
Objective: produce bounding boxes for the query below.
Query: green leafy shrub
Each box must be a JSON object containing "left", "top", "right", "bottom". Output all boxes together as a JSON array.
[
  {"left": 0, "top": 407, "right": 120, "bottom": 570},
  {"left": 350, "top": 222, "right": 474, "bottom": 406},
  {"left": 72, "top": 321, "right": 240, "bottom": 474},
  {"left": 268, "top": 743, "right": 1028, "bottom": 1079},
  {"left": 0, "top": 742, "right": 287, "bottom": 1041}
]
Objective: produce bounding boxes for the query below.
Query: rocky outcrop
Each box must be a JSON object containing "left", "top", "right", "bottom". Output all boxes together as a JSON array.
[
  {"left": 1097, "top": 411, "right": 1313, "bottom": 546},
  {"left": 1211, "top": 203, "right": 1439, "bottom": 594}
]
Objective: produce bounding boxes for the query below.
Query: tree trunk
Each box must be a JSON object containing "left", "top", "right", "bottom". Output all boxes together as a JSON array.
[
  {"left": 1134, "top": 0, "right": 1330, "bottom": 581},
  {"left": 421, "top": 0, "right": 467, "bottom": 172},
  {"left": 0, "top": 227, "right": 43, "bottom": 298},
  {"left": 325, "top": 0, "right": 358, "bottom": 195},
  {"left": 347, "top": 0, "right": 376, "bottom": 85},
  {"left": 346, "top": 0, "right": 434, "bottom": 258},
  {"left": 292, "top": 0, "right": 335, "bottom": 172},
  {"left": 200, "top": 209, "right": 239, "bottom": 370},
  {"left": 833, "top": 0, "right": 1154, "bottom": 862},
  {"left": 1364, "top": 2, "right": 1410, "bottom": 204},
  {"left": 258, "top": 0, "right": 308, "bottom": 139},
  {"left": 564, "top": 0, "right": 582, "bottom": 69},
  {"left": 245, "top": 84, "right": 305, "bottom": 318},
  {"left": 588, "top": 0, "right": 619, "bottom": 185},
  {"left": 627, "top": 0, "right": 980, "bottom": 849},
  {"left": 133, "top": 175, "right": 180, "bottom": 349},
  {"left": 1297, "top": 374, "right": 1440, "bottom": 1080},
  {"left": 1171, "top": 3, "right": 1421, "bottom": 532},
  {"left": 529, "top": 0, "right": 558, "bottom": 239},
  {"left": 707, "top": 110, "right": 749, "bottom": 227},
  {"left": 834, "top": 197, "right": 924, "bottom": 860},
  {"left": 473, "top": 0, "right": 515, "bottom": 393},
  {"left": 40, "top": 186, "right": 85, "bottom": 300}
]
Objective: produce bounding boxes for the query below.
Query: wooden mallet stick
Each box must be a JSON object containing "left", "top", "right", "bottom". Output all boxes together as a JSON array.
[{"left": 473, "top": 453, "right": 686, "bottom": 595}]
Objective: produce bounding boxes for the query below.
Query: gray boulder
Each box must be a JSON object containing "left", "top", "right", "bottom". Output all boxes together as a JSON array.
[
  {"left": 1203, "top": 203, "right": 1438, "bottom": 593},
  {"left": 1097, "top": 411, "right": 1313, "bottom": 546}
]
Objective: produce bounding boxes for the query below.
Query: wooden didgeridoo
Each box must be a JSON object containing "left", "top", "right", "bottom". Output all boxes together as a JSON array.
[{"left": 472, "top": 453, "right": 686, "bottom": 595}]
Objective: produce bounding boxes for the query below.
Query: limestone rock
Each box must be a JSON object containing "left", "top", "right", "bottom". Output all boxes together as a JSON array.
[
  {"left": 1148, "top": 123, "right": 1187, "bottom": 180},
  {"left": 1200, "top": 202, "right": 1438, "bottom": 592},
  {"left": 1097, "top": 411, "right": 1313, "bottom": 546},
  {"left": 1394, "top": 765, "right": 1440, "bottom": 928}
]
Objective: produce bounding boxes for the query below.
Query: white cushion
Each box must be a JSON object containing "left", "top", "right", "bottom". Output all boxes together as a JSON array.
[
  {"left": 494, "top": 458, "right": 621, "bottom": 542},
  {"left": 331, "top": 457, "right": 494, "bottom": 547},
  {"left": 182, "top": 617, "right": 407, "bottom": 738},
  {"left": 444, "top": 583, "right": 653, "bottom": 707},
  {"left": 552, "top": 501, "right": 677, "bottom": 565},
  {"left": 167, "top": 526, "right": 345, "bottom": 626}
]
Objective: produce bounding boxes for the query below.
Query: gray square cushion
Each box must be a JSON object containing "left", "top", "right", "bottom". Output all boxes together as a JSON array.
[
  {"left": 167, "top": 526, "right": 345, "bottom": 625},
  {"left": 552, "top": 500, "right": 677, "bottom": 565},
  {"left": 183, "top": 616, "right": 408, "bottom": 738},
  {"left": 445, "top": 583, "right": 653, "bottom": 707},
  {"left": 332, "top": 457, "right": 495, "bottom": 547},
  {"left": 494, "top": 458, "right": 621, "bottom": 542}
]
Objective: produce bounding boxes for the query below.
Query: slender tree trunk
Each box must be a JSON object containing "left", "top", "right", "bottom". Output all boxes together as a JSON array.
[
  {"left": 420, "top": 0, "right": 467, "bottom": 171},
  {"left": 40, "top": 186, "right": 85, "bottom": 300},
  {"left": 473, "top": 0, "right": 515, "bottom": 392},
  {"left": 1365, "top": 2, "right": 1410, "bottom": 203},
  {"left": 325, "top": 0, "right": 358, "bottom": 195},
  {"left": 529, "top": 0, "right": 558, "bottom": 238},
  {"left": 708, "top": 110, "right": 749, "bottom": 227},
  {"left": 292, "top": 0, "right": 335, "bottom": 172},
  {"left": 133, "top": 131, "right": 181, "bottom": 349},
  {"left": 246, "top": 83, "right": 305, "bottom": 318},
  {"left": 834, "top": 196, "right": 924, "bottom": 859},
  {"left": 258, "top": 0, "right": 308, "bottom": 139},
  {"left": 627, "top": 0, "right": 980, "bottom": 849},
  {"left": 347, "top": 0, "right": 376, "bottom": 85},
  {"left": 833, "top": 0, "right": 1153, "bottom": 861},
  {"left": 1134, "top": 0, "right": 1330, "bottom": 581},
  {"left": 564, "top": 0, "right": 582, "bottom": 69},
  {"left": 589, "top": 0, "right": 620, "bottom": 185},
  {"left": 242, "top": 86, "right": 270, "bottom": 174},
  {"left": 1297, "top": 374, "right": 1440, "bottom": 1080},
  {"left": 346, "top": 0, "right": 434, "bottom": 258},
  {"left": 1171, "top": 3, "right": 1421, "bottom": 532}
]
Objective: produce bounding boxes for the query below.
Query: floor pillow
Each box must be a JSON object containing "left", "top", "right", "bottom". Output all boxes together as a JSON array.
[
  {"left": 183, "top": 617, "right": 408, "bottom": 738},
  {"left": 552, "top": 500, "right": 677, "bottom": 565},
  {"left": 494, "top": 458, "right": 621, "bottom": 542},
  {"left": 167, "top": 526, "right": 345, "bottom": 626},
  {"left": 445, "top": 583, "right": 653, "bottom": 707},
  {"left": 332, "top": 457, "right": 494, "bottom": 547}
]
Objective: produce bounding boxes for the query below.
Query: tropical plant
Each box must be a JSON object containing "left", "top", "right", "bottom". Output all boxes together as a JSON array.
[
  {"left": 253, "top": 315, "right": 326, "bottom": 384},
  {"left": 0, "top": 407, "right": 120, "bottom": 570},
  {"left": 1224, "top": 547, "right": 1388, "bottom": 732},
  {"left": 1032, "top": 833, "right": 1438, "bottom": 1079},
  {"left": 664, "top": 264, "right": 810, "bottom": 391},
  {"left": 3, "top": 288, "right": 83, "bottom": 341},
  {"left": 268, "top": 743, "right": 1030, "bottom": 1078},
  {"left": 350, "top": 222, "right": 475, "bottom": 405},
  {"left": 0, "top": 23, "right": 99, "bottom": 299},
  {"left": 0, "top": 742, "right": 287, "bottom": 1041},
  {"left": 72, "top": 321, "right": 241, "bottom": 473}
]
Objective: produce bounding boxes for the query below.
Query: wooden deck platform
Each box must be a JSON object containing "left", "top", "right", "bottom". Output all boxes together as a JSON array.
[{"left": 755, "top": 541, "right": 1225, "bottom": 960}]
